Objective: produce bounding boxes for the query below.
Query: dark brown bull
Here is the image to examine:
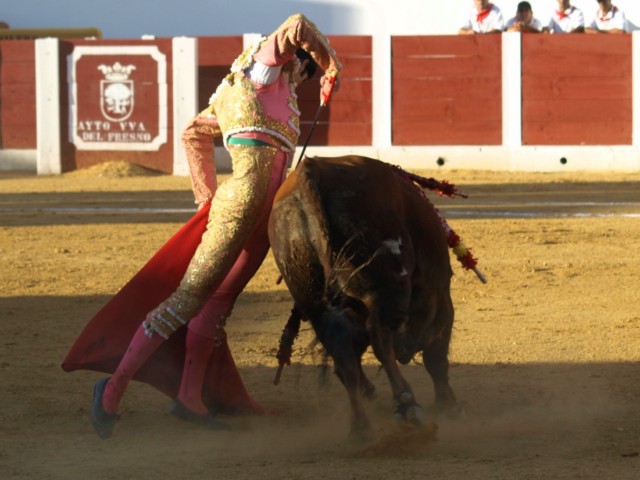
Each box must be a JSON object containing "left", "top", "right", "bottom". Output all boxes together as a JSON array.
[{"left": 268, "top": 155, "right": 463, "bottom": 440}]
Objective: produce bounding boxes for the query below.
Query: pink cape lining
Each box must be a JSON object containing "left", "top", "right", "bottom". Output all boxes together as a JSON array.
[{"left": 61, "top": 203, "right": 265, "bottom": 414}]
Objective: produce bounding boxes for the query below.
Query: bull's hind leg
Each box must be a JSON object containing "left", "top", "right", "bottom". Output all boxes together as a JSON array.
[
  {"left": 314, "top": 311, "right": 374, "bottom": 442},
  {"left": 422, "top": 294, "right": 464, "bottom": 417},
  {"left": 333, "top": 348, "right": 375, "bottom": 401},
  {"left": 359, "top": 363, "right": 376, "bottom": 399},
  {"left": 332, "top": 349, "right": 374, "bottom": 442},
  {"left": 368, "top": 310, "right": 426, "bottom": 427}
]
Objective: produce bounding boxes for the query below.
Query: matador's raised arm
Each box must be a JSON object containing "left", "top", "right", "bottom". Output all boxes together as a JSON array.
[{"left": 254, "top": 13, "right": 342, "bottom": 78}]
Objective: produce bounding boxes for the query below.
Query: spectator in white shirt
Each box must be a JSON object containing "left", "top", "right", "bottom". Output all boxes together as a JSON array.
[
  {"left": 548, "top": 0, "right": 585, "bottom": 34},
  {"left": 459, "top": 0, "right": 505, "bottom": 34},
  {"left": 585, "top": 0, "right": 627, "bottom": 34},
  {"left": 506, "top": 1, "right": 544, "bottom": 33}
]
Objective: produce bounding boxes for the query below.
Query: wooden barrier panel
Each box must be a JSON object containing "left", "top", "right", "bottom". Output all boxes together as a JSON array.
[
  {"left": 522, "top": 34, "right": 632, "bottom": 146},
  {"left": 0, "top": 40, "right": 36, "bottom": 149},
  {"left": 2, "top": 34, "right": 638, "bottom": 173},
  {"left": 297, "top": 35, "right": 372, "bottom": 146},
  {"left": 196, "top": 36, "right": 243, "bottom": 112},
  {"left": 196, "top": 36, "right": 243, "bottom": 148},
  {"left": 392, "top": 35, "right": 502, "bottom": 146}
]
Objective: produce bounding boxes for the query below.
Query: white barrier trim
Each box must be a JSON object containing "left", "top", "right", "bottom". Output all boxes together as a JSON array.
[
  {"left": 298, "top": 145, "right": 640, "bottom": 172},
  {"left": 243, "top": 33, "right": 263, "bottom": 49},
  {"left": 502, "top": 32, "right": 522, "bottom": 147},
  {"left": 35, "top": 38, "right": 61, "bottom": 175},
  {"left": 0, "top": 149, "right": 37, "bottom": 171},
  {"left": 172, "top": 37, "right": 198, "bottom": 176},
  {"left": 372, "top": 33, "right": 392, "bottom": 148},
  {"left": 633, "top": 31, "right": 640, "bottom": 146}
]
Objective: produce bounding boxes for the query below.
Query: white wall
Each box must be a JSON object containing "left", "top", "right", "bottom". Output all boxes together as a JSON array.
[{"left": 3, "top": 1, "right": 638, "bottom": 39}]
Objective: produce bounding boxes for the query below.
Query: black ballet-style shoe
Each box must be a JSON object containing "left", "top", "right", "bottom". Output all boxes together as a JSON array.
[
  {"left": 169, "top": 399, "right": 231, "bottom": 431},
  {"left": 91, "top": 377, "right": 120, "bottom": 439}
]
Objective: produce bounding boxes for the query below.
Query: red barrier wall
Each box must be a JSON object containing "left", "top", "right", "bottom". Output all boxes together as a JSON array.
[
  {"left": 197, "top": 36, "right": 242, "bottom": 111},
  {"left": 0, "top": 40, "right": 36, "bottom": 149},
  {"left": 0, "top": 34, "right": 637, "bottom": 173},
  {"left": 195, "top": 36, "right": 242, "bottom": 149},
  {"left": 194, "top": 35, "right": 372, "bottom": 147},
  {"left": 521, "top": 34, "right": 632, "bottom": 146},
  {"left": 296, "top": 35, "right": 372, "bottom": 146},
  {"left": 392, "top": 35, "right": 502, "bottom": 146}
]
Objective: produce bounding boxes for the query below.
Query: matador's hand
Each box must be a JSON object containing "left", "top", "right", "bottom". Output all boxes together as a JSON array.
[{"left": 320, "top": 74, "right": 340, "bottom": 105}]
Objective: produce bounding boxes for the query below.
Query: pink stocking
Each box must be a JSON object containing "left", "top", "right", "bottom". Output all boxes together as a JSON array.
[
  {"left": 102, "top": 324, "right": 164, "bottom": 414},
  {"left": 178, "top": 328, "right": 216, "bottom": 414},
  {"left": 177, "top": 150, "right": 286, "bottom": 412}
]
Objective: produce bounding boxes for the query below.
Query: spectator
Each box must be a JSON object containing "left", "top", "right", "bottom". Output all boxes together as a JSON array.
[
  {"left": 585, "top": 0, "right": 627, "bottom": 34},
  {"left": 459, "top": 0, "right": 505, "bottom": 34},
  {"left": 506, "top": 1, "right": 544, "bottom": 33},
  {"left": 548, "top": 0, "right": 585, "bottom": 33}
]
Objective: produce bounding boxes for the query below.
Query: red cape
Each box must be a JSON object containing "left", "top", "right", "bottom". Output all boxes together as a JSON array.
[{"left": 62, "top": 203, "right": 264, "bottom": 414}]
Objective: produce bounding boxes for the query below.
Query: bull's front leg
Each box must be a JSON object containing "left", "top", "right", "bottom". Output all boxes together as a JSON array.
[
  {"left": 358, "top": 363, "right": 376, "bottom": 399},
  {"left": 422, "top": 295, "right": 464, "bottom": 418},
  {"left": 422, "top": 339, "right": 461, "bottom": 414}
]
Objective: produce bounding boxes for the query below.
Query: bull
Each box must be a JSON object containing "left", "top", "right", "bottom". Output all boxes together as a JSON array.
[{"left": 268, "top": 155, "right": 466, "bottom": 440}]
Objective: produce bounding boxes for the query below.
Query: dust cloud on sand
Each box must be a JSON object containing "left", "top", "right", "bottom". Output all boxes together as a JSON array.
[{"left": 1, "top": 163, "right": 639, "bottom": 479}]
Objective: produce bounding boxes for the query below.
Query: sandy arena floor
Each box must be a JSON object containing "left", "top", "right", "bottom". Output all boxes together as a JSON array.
[{"left": 1, "top": 161, "right": 639, "bottom": 479}]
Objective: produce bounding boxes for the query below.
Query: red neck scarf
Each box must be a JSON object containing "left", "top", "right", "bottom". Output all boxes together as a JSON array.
[
  {"left": 476, "top": 3, "right": 493, "bottom": 22},
  {"left": 556, "top": 6, "right": 574, "bottom": 20},
  {"left": 598, "top": 6, "right": 617, "bottom": 22}
]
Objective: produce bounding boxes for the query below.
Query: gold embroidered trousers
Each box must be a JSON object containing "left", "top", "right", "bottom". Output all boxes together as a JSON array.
[{"left": 144, "top": 144, "right": 282, "bottom": 338}]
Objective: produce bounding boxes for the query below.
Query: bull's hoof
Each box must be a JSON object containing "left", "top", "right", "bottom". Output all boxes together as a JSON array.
[
  {"left": 394, "top": 405, "right": 427, "bottom": 426},
  {"left": 405, "top": 405, "right": 427, "bottom": 427},
  {"left": 393, "top": 391, "right": 424, "bottom": 424}
]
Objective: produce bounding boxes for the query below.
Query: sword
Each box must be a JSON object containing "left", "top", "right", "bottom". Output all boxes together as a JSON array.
[{"left": 291, "top": 75, "right": 336, "bottom": 170}]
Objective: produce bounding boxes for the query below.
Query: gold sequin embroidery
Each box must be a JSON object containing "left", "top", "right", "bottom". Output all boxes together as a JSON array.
[{"left": 144, "top": 144, "right": 279, "bottom": 338}]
